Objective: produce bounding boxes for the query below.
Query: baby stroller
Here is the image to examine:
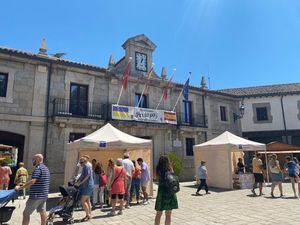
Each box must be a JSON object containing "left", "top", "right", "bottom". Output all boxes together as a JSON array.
[
  {"left": 0, "top": 189, "right": 18, "bottom": 225},
  {"left": 46, "top": 185, "right": 79, "bottom": 225}
]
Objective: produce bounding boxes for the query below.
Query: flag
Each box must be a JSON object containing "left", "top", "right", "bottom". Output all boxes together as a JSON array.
[
  {"left": 143, "top": 66, "right": 154, "bottom": 95},
  {"left": 146, "top": 66, "right": 154, "bottom": 80},
  {"left": 121, "top": 60, "right": 131, "bottom": 89},
  {"left": 162, "top": 76, "right": 173, "bottom": 100},
  {"left": 182, "top": 78, "right": 190, "bottom": 101}
]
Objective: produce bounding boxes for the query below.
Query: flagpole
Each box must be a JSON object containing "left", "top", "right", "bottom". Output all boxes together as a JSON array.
[
  {"left": 136, "top": 64, "right": 154, "bottom": 107},
  {"left": 116, "top": 85, "right": 124, "bottom": 105},
  {"left": 156, "top": 69, "right": 176, "bottom": 110},
  {"left": 172, "top": 72, "right": 191, "bottom": 112},
  {"left": 116, "top": 57, "right": 132, "bottom": 105}
]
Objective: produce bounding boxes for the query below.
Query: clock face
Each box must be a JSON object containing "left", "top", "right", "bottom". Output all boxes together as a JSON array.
[{"left": 135, "top": 52, "right": 147, "bottom": 72}]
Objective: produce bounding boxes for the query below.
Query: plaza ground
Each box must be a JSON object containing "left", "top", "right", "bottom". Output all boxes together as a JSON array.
[{"left": 8, "top": 182, "right": 300, "bottom": 225}]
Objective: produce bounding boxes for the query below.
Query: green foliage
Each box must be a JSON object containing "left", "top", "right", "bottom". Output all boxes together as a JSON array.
[{"left": 167, "top": 152, "right": 183, "bottom": 176}]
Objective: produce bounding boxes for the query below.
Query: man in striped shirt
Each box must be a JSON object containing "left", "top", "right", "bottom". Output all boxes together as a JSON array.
[{"left": 15, "top": 154, "right": 50, "bottom": 225}]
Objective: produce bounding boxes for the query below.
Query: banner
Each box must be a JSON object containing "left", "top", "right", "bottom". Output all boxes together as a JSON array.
[{"left": 112, "top": 105, "right": 177, "bottom": 125}]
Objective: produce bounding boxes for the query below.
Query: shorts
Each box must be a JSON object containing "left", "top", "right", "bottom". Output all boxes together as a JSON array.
[
  {"left": 289, "top": 174, "right": 299, "bottom": 178},
  {"left": 270, "top": 173, "right": 283, "bottom": 182},
  {"left": 79, "top": 186, "right": 93, "bottom": 196},
  {"left": 253, "top": 173, "right": 264, "bottom": 183},
  {"left": 111, "top": 194, "right": 124, "bottom": 200},
  {"left": 141, "top": 180, "right": 149, "bottom": 188},
  {"left": 23, "top": 198, "right": 47, "bottom": 216}
]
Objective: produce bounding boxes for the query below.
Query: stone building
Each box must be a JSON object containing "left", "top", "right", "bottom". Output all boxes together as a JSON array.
[
  {"left": 220, "top": 83, "right": 300, "bottom": 145},
  {"left": 0, "top": 34, "right": 241, "bottom": 190}
]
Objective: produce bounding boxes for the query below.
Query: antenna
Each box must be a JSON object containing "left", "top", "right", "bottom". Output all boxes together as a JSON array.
[{"left": 208, "top": 65, "right": 211, "bottom": 89}]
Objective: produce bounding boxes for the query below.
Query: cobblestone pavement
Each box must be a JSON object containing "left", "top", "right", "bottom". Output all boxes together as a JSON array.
[{"left": 7, "top": 182, "right": 300, "bottom": 225}]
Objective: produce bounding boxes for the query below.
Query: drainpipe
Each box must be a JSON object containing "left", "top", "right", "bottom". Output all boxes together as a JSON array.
[
  {"left": 43, "top": 62, "right": 53, "bottom": 164},
  {"left": 280, "top": 96, "right": 288, "bottom": 143},
  {"left": 201, "top": 93, "right": 207, "bottom": 141}
]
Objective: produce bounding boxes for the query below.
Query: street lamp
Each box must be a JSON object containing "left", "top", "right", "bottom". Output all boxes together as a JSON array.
[{"left": 233, "top": 103, "right": 245, "bottom": 123}]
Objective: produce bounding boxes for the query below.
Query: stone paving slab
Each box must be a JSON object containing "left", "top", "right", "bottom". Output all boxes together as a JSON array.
[{"left": 7, "top": 182, "right": 300, "bottom": 224}]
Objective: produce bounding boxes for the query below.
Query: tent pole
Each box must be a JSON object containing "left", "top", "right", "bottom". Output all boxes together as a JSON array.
[{"left": 264, "top": 149, "right": 269, "bottom": 184}]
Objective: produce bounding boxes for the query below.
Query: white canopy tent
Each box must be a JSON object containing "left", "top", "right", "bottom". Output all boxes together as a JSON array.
[
  {"left": 193, "top": 131, "right": 266, "bottom": 189},
  {"left": 64, "top": 123, "right": 153, "bottom": 195}
]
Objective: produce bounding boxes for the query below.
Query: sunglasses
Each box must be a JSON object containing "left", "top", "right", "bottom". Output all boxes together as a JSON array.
[{"left": 80, "top": 161, "right": 84, "bottom": 164}]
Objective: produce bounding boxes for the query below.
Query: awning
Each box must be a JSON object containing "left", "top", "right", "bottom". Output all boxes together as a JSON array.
[{"left": 258, "top": 151, "right": 300, "bottom": 154}]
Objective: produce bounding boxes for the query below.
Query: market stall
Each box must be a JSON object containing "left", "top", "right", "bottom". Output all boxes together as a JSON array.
[
  {"left": 0, "top": 144, "right": 18, "bottom": 167},
  {"left": 259, "top": 141, "right": 300, "bottom": 168},
  {"left": 193, "top": 131, "right": 266, "bottom": 189},
  {"left": 64, "top": 123, "right": 153, "bottom": 196}
]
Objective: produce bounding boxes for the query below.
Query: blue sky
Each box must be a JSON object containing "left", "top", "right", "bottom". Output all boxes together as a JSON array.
[{"left": 1, "top": 0, "right": 300, "bottom": 89}]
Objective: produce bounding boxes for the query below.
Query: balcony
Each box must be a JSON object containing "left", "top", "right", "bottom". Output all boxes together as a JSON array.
[
  {"left": 177, "top": 113, "right": 208, "bottom": 128},
  {"left": 52, "top": 98, "right": 106, "bottom": 119}
]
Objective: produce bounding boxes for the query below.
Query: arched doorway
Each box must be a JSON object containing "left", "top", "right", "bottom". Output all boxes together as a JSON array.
[{"left": 0, "top": 131, "right": 25, "bottom": 189}]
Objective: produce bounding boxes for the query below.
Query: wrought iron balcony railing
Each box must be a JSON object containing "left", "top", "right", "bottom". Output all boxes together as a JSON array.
[
  {"left": 177, "top": 113, "right": 208, "bottom": 127},
  {"left": 52, "top": 98, "right": 106, "bottom": 119}
]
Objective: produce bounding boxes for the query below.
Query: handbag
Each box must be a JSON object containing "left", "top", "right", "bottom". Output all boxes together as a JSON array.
[{"left": 99, "top": 172, "right": 107, "bottom": 187}]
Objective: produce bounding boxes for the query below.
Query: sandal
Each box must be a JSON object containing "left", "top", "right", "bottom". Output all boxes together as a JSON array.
[{"left": 80, "top": 216, "right": 90, "bottom": 222}]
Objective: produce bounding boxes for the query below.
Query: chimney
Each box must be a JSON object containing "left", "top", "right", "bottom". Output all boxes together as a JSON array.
[
  {"left": 38, "top": 38, "right": 47, "bottom": 55},
  {"left": 108, "top": 54, "right": 115, "bottom": 70},
  {"left": 201, "top": 75, "right": 207, "bottom": 89},
  {"left": 161, "top": 67, "right": 167, "bottom": 80}
]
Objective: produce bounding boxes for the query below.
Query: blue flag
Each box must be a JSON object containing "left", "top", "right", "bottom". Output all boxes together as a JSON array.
[{"left": 182, "top": 78, "right": 190, "bottom": 101}]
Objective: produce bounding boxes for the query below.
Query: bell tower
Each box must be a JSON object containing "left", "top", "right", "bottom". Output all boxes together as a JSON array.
[{"left": 122, "top": 34, "right": 156, "bottom": 77}]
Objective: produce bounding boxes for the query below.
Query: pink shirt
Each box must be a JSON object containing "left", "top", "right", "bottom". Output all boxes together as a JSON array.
[{"left": 0, "top": 166, "right": 12, "bottom": 184}]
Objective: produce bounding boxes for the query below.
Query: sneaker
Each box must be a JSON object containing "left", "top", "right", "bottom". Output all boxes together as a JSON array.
[
  {"left": 251, "top": 189, "right": 256, "bottom": 195},
  {"left": 195, "top": 192, "right": 201, "bottom": 196},
  {"left": 294, "top": 194, "right": 298, "bottom": 199},
  {"left": 143, "top": 201, "right": 150, "bottom": 205},
  {"left": 206, "top": 192, "right": 211, "bottom": 194},
  {"left": 107, "top": 211, "right": 116, "bottom": 216},
  {"left": 117, "top": 210, "right": 123, "bottom": 215},
  {"left": 125, "top": 205, "right": 130, "bottom": 209}
]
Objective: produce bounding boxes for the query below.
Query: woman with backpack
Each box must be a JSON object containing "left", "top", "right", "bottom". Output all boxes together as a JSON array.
[{"left": 154, "top": 155, "right": 178, "bottom": 225}]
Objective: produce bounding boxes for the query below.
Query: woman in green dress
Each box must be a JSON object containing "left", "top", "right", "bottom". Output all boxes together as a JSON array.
[{"left": 155, "top": 155, "right": 178, "bottom": 225}]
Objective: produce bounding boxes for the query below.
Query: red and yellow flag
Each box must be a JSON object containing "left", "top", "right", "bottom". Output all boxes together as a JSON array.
[
  {"left": 162, "top": 76, "right": 173, "bottom": 100},
  {"left": 121, "top": 60, "right": 132, "bottom": 90}
]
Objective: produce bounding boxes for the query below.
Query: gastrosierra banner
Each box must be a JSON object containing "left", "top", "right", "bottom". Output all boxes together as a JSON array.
[{"left": 112, "top": 104, "right": 177, "bottom": 124}]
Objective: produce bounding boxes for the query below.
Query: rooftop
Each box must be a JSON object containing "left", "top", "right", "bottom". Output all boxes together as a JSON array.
[{"left": 218, "top": 83, "right": 300, "bottom": 97}]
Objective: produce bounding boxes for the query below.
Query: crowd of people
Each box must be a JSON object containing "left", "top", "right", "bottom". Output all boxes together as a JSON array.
[
  {"left": 74, "top": 153, "right": 152, "bottom": 220},
  {"left": 235, "top": 153, "right": 300, "bottom": 198},
  {"left": 10, "top": 152, "right": 178, "bottom": 225},
  {"left": 6, "top": 150, "right": 300, "bottom": 225}
]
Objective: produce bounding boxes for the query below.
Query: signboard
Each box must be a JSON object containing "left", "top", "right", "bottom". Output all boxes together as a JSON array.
[
  {"left": 99, "top": 141, "right": 107, "bottom": 148},
  {"left": 112, "top": 105, "right": 177, "bottom": 125},
  {"left": 173, "top": 138, "right": 182, "bottom": 147}
]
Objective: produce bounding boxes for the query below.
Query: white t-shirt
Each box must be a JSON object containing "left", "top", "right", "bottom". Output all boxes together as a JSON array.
[{"left": 122, "top": 158, "right": 134, "bottom": 177}]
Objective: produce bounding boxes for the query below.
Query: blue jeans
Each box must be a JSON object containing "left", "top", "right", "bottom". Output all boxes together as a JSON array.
[{"left": 130, "top": 178, "right": 141, "bottom": 202}]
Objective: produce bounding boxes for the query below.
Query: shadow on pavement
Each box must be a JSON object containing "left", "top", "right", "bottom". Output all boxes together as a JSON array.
[
  {"left": 183, "top": 184, "right": 234, "bottom": 193},
  {"left": 281, "top": 196, "right": 299, "bottom": 199}
]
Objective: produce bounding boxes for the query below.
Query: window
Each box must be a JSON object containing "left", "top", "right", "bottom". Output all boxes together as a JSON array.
[
  {"left": 183, "top": 100, "right": 192, "bottom": 124},
  {"left": 252, "top": 103, "right": 272, "bottom": 123},
  {"left": 69, "top": 133, "right": 85, "bottom": 142},
  {"left": 256, "top": 107, "right": 268, "bottom": 121},
  {"left": 0, "top": 73, "right": 8, "bottom": 97},
  {"left": 186, "top": 138, "right": 195, "bottom": 156},
  {"left": 70, "top": 83, "right": 88, "bottom": 116},
  {"left": 134, "top": 93, "right": 148, "bottom": 108},
  {"left": 220, "top": 106, "right": 227, "bottom": 121}
]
